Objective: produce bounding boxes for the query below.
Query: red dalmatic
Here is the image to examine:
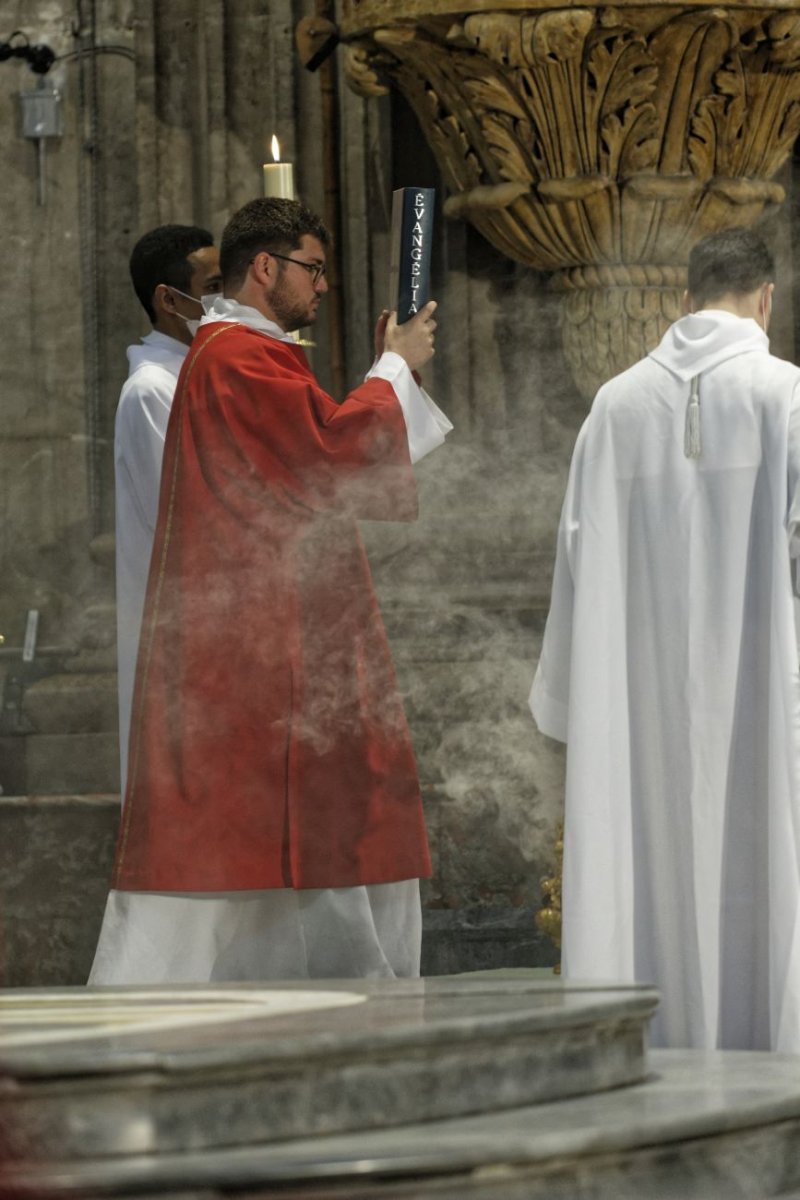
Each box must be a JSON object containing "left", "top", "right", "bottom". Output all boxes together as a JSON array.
[{"left": 112, "top": 323, "right": 431, "bottom": 892}]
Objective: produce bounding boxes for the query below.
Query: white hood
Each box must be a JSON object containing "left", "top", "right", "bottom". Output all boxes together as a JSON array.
[{"left": 649, "top": 310, "right": 768, "bottom": 382}]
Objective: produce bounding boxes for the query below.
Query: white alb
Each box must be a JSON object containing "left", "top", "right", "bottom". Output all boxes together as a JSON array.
[
  {"left": 531, "top": 309, "right": 800, "bottom": 1052},
  {"left": 115, "top": 330, "right": 189, "bottom": 795}
]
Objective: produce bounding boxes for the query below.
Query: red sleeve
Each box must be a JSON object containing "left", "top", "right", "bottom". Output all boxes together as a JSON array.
[{"left": 177, "top": 324, "right": 417, "bottom": 524}]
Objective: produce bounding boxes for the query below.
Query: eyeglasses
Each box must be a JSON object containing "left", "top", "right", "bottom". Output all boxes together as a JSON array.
[{"left": 268, "top": 252, "right": 326, "bottom": 286}]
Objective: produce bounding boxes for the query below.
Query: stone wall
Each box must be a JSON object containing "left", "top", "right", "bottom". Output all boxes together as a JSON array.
[{"left": 0, "top": 0, "right": 311, "bottom": 649}]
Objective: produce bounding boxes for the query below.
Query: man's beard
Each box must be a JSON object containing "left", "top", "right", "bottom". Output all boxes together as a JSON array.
[{"left": 270, "top": 275, "right": 318, "bottom": 332}]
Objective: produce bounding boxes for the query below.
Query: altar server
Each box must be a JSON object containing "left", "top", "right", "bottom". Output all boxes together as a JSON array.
[
  {"left": 115, "top": 226, "right": 221, "bottom": 792},
  {"left": 531, "top": 228, "right": 800, "bottom": 1052},
  {"left": 90, "top": 197, "right": 450, "bottom": 984}
]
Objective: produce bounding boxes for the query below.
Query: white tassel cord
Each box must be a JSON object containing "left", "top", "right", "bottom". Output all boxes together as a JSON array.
[{"left": 684, "top": 375, "right": 701, "bottom": 459}]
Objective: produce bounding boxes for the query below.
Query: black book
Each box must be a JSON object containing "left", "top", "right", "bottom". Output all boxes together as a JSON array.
[{"left": 388, "top": 187, "right": 435, "bottom": 324}]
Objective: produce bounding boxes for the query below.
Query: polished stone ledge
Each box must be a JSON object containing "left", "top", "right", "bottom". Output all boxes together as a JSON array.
[
  {"left": 0, "top": 978, "right": 657, "bottom": 1163},
  {"left": 8, "top": 1051, "right": 800, "bottom": 1198}
]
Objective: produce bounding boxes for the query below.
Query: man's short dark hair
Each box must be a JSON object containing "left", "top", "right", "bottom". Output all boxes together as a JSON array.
[
  {"left": 688, "top": 228, "right": 775, "bottom": 309},
  {"left": 129, "top": 224, "right": 214, "bottom": 324},
  {"left": 220, "top": 198, "right": 330, "bottom": 289}
]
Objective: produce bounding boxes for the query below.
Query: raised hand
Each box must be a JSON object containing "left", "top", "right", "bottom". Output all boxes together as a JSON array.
[{"left": 383, "top": 301, "right": 437, "bottom": 372}]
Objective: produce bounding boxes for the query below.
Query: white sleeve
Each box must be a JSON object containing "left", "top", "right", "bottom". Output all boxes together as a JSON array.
[
  {"left": 115, "top": 371, "right": 174, "bottom": 533},
  {"left": 529, "top": 424, "right": 587, "bottom": 743},
  {"left": 529, "top": 514, "right": 575, "bottom": 744},
  {"left": 366, "top": 351, "right": 452, "bottom": 465},
  {"left": 788, "top": 383, "right": 800, "bottom": 566}
]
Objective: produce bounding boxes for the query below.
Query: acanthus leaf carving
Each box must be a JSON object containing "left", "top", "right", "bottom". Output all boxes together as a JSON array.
[
  {"left": 339, "top": 2, "right": 800, "bottom": 397},
  {"left": 584, "top": 30, "right": 659, "bottom": 176},
  {"left": 777, "top": 99, "right": 800, "bottom": 159},
  {"left": 687, "top": 96, "right": 721, "bottom": 179},
  {"left": 688, "top": 51, "right": 747, "bottom": 179},
  {"left": 459, "top": 72, "right": 529, "bottom": 122},
  {"left": 597, "top": 39, "right": 657, "bottom": 117},
  {"left": 479, "top": 113, "right": 536, "bottom": 183},
  {"left": 523, "top": 10, "right": 594, "bottom": 65},
  {"left": 599, "top": 44, "right": 659, "bottom": 175},
  {"left": 461, "top": 14, "right": 527, "bottom": 68},
  {"left": 764, "top": 13, "right": 800, "bottom": 68},
  {"left": 410, "top": 75, "right": 484, "bottom": 194},
  {"left": 618, "top": 125, "right": 661, "bottom": 175},
  {"left": 342, "top": 43, "right": 390, "bottom": 97}
]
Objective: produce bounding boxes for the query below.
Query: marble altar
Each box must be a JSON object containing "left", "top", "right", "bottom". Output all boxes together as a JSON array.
[
  {"left": 11, "top": 1052, "right": 799, "bottom": 1198},
  {"left": 3, "top": 976, "right": 800, "bottom": 1198},
  {"left": 0, "top": 978, "right": 655, "bottom": 1164}
]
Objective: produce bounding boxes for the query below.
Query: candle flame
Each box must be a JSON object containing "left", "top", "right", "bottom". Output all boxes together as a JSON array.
[{"left": 271, "top": 135, "right": 280, "bottom": 163}]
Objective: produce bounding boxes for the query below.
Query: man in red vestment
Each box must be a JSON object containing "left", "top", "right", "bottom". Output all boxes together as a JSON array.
[{"left": 89, "top": 198, "right": 451, "bottom": 983}]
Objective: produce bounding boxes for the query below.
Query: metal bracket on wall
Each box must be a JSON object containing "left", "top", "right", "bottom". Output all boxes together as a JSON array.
[
  {"left": 20, "top": 79, "right": 63, "bottom": 206},
  {"left": 0, "top": 31, "right": 60, "bottom": 205}
]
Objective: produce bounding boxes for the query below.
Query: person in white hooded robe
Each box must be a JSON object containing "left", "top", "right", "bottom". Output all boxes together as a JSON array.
[
  {"left": 530, "top": 228, "right": 800, "bottom": 1052},
  {"left": 114, "top": 225, "right": 222, "bottom": 793}
]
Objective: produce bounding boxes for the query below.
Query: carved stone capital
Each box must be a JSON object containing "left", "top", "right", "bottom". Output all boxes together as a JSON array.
[{"left": 340, "top": 2, "right": 800, "bottom": 396}]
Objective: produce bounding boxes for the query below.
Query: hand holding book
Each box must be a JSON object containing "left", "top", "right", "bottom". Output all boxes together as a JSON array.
[{"left": 383, "top": 301, "right": 437, "bottom": 372}]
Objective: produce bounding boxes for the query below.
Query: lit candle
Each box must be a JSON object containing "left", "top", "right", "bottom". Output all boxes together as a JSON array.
[{"left": 262, "top": 135, "right": 295, "bottom": 199}]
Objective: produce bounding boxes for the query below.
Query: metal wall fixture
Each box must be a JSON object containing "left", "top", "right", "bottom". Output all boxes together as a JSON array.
[{"left": 1, "top": 31, "right": 62, "bottom": 206}]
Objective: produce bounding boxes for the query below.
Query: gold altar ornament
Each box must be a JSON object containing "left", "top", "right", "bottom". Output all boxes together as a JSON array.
[
  {"left": 337, "top": 1, "right": 800, "bottom": 398},
  {"left": 535, "top": 822, "right": 563, "bottom": 972}
]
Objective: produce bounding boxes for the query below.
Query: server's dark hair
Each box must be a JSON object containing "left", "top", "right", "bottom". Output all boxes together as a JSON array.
[
  {"left": 688, "top": 228, "right": 775, "bottom": 309},
  {"left": 129, "top": 224, "right": 214, "bottom": 324},
  {"left": 220, "top": 197, "right": 329, "bottom": 289}
]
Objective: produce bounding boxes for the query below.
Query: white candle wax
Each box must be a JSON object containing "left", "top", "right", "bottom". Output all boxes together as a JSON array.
[{"left": 262, "top": 161, "right": 295, "bottom": 200}]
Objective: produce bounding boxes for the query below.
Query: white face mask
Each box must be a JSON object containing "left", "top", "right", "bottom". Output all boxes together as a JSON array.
[
  {"left": 200, "top": 291, "right": 222, "bottom": 312},
  {"left": 181, "top": 315, "right": 202, "bottom": 338},
  {"left": 169, "top": 287, "right": 220, "bottom": 337}
]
